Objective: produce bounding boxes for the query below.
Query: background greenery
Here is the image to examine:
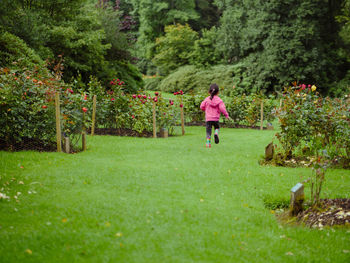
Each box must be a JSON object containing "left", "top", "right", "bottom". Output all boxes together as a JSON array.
[{"left": 0, "top": 0, "right": 349, "bottom": 95}]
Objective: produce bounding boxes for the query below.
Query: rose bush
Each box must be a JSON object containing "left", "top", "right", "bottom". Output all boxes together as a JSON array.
[
  {"left": 0, "top": 67, "right": 58, "bottom": 150},
  {"left": 275, "top": 84, "right": 349, "bottom": 166}
]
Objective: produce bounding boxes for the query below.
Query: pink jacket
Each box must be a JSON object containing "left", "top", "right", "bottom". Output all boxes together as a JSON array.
[{"left": 200, "top": 96, "right": 229, "bottom": 122}]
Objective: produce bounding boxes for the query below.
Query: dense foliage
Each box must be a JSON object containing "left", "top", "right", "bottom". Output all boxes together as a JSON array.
[
  {"left": 127, "top": 0, "right": 349, "bottom": 95},
  {"left": 274, "top": 85, "right": 350, "bottom": 167},
  {"left": 1, "top": 0, "right": 349, "bottom": 94},
  {"left": 0, "top": 0, "right": 143, "bottom": 90}
]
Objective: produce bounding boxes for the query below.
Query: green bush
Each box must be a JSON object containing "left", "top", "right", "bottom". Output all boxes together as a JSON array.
[
  {"left": 0, "top": 68, "right": 57, "bottom": 150},
  {"left": 143, "top": 76, "right": 163, "bottom": 91},
  {"left": 158, "top": 64, "right": 254, "bottom": 95},
  {"left": 275, "top": 85, "right": 350, "bottom": 164},
  {"left": 0, "top": 31, "right": 44, "bottom": 70}
]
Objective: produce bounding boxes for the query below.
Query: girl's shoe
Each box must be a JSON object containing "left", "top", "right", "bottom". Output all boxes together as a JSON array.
[
  {"left": 206, "top": 143, "right": 211, "bottom": 148},
  {"left": 214, "top": 134, "right": 219, "bottom": 144},
  {"left": 214, "top": 129, "right": 219, "bottom": 144}
]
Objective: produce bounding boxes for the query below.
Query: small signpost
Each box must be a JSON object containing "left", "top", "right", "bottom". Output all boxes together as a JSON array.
[
  {"left": 160, "top": 128, "right": 168, "bottom": 138},
  {"left": 290, "top": 183, "right": 304, "bottom": 216},
  {"left": 265, "top": 142, "right": 274, "bottom": 161},
  {"left": 266, "top": 123, "right": 274, "bottom": 130}
]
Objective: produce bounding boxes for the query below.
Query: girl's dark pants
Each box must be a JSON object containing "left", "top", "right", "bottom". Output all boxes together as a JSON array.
[{"left": 206, "top": 121, "right": 219, "bottom": 138}]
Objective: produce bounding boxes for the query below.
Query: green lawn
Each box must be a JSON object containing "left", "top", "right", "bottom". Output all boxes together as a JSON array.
[{"left": 0, "top": 127, "right": 349, "bottom": 262}]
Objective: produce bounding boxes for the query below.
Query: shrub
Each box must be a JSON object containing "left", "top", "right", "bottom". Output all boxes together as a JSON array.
[
  {"left": 0, "top": 67, "right": 58, "bottom": 150},
  {"left": 143, "top": 75, "right": 163, "bottom": 91},
  {"left": 275, "top": 85, "right": 350, "bottom": 165},
  {"left": 158, "top": 64, "right": 253, "bottom": 95},
  {"left": 0, "top": 31, "right": 44, "bottom": 70}
]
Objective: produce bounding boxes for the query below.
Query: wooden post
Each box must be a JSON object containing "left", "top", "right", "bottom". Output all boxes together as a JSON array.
[
  {"left": 260, "top": 99, "right": 264, "bottom": 130},
  {"left": 180, "top": 97, "right": 185, "bottom": 135},
  {"left": 55, "top": 92, "right": 62, "bottom": 152},
  {"left": 82, "top": 132, "right": 86, "bottom": 151},
  {"left": 91, "top": 95, "right": 97, "bottom": 136},
  {"left": 153, "top": 101, "right": 157, "bottom": 138},
  {"left": 290, "top": 183, "right": 304, "bottom": 216},
  {"left": 64, "top": 137, "right": 70, "bottom": 153}
]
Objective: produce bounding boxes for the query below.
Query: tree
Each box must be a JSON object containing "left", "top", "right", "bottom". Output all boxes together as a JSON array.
[
  {"left": 216, "top": 0, "right": 346, "bottom": 93},
  {"left": 153, "top": 24, "right": 198, "bottom": 75}
]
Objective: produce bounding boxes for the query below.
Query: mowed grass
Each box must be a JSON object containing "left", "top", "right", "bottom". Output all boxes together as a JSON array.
[{"left": 0, "top": 127, "right": 349, "bottom": 262}]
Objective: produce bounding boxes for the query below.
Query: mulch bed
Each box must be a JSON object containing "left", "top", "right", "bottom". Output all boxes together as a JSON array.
[
  {"left": 261, "top": 156, "right": 350, "bottom": 169},
  {"left": 296, "top": 199, "right": 350, "bottom": 228},
  {"left": 88, "top": 128, "right": 154, "bottom": 137},
  {"left": 0, "top": 138, "right": 56, "bottom": 152}
]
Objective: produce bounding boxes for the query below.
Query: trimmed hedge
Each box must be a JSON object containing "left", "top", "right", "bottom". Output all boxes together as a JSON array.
[{"left": 157, "top": 64, "right": 254, "bottom": 95}]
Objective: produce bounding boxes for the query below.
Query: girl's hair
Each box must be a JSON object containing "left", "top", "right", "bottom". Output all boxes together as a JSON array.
[{"left": 209, "top": 83, "right": 219, "bottom": 100}]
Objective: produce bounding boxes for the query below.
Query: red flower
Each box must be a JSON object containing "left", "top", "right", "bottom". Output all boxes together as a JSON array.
[
  {"left": 301, "top": 84, "right": 306, "bottom": 89},
  {"left": 117, "top": 79, "right": 120, "bottom": 82},
  {"left": 110, "top": 81, "right": 115, "bottom": 85},
  {"left": 179, "top": 90, "right": 183, "bottom": 95},
  {"left": 143, "top": 95, "right": 147, "bottom": 99},
  {"left": 82, "top": 107, "right": 88, "bottom": 113},
  {"left": 132, "top": 115, "right": 135, "bottom": 119},
  {"left": 137, "top": 94, "right": 141, "bottom": 98},
  {"left": 42, "top": 105, "right": 47, "bottom": 109},
  {"left": 155, "top": 92, "right": 159, "bottom": 96},
  {"left": 174, "top": 92, "right": 178, "bottom": 95},
  {"left": 148, "top": 96, "right": 151, "bottom": 100},
  {"left": 111, "top": 98, "right": 115, "bottom": 101},
  {"left": 153, "top": 97, "right": 158, "bottom": 102},
  {"left": 132, "top": 94, "right": 137, "bottom": 99},
  {"left": 180, "top": 104, "right": 183, "bottom": 108}
]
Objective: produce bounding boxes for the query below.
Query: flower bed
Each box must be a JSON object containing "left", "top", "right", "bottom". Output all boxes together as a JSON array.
[{"left": 272, "top": 84, "right": 350, "bottom": 168}]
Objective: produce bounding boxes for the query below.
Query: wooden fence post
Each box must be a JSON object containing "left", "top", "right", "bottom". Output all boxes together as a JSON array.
[
  {"left": 180, "top": 97, "right": 185, "bottom": 135},
  {"left": 64, "top": 137, "right": 70, "bottom": 153},
  {"left": 82, "top": 132, "right": 86, "bottom": 151},
  {"left": 55, "top": 92, "right": 62, "bottom": 152},
  {"left": 153, "top": 101, "right": 157, "bottom": 138},
  {"left": 91, "top": 95, "right": 97, "bottom": 136},
  {"left": 260, "top": 99, "right": 264, "bottom": 130}
]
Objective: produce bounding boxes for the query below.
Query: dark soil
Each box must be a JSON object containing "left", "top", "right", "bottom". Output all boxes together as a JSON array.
[
  {"left": 296, "top": 199, "right": 350, "bottom": 228},
  {"left": 0, "top": 138, "right": 56, "bottom": 152},
  {"left": 87, "top": 128, "right": 154, "bottom": 137}
]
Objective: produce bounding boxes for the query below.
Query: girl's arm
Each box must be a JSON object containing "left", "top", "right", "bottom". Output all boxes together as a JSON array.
[
  {"left": 200, "top": 100, "right": 206, "bottom": 111},
  {"left": 219, "top": 102, "right": 229, "bottom": 119}
]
